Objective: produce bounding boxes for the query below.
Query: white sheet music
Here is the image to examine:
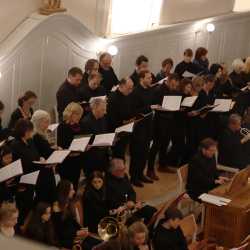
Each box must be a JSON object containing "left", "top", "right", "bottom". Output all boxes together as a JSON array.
[
  {"left": 48, "top": 123, "right": 59, "bottom": 132},
  {"left": 0, "top": 159, "right": 23, "bottom": 183},
  {"left": 181, "top": 96, "right": 198, "bottom": 107},
  {"left": 89, "top": 96, "right": 106, "bottom": 103},
  {"left": 33, "top": 150, "right": 70, "bottom": 165},
  {"left": 115, "top": 122, "right": 134, "bottom": 133},
  {"left": 211, "top": 99, "right": 232, "bottom": 112},
  {"left": 183, "top": 71, "right": 196, "bottom": 78},
  {"left": 162, "top": 96, "right": 182, "bottom": 111},
  {"left": 92, "top": 133, "right": 116, "bottom": 147},
  {"left": 199, "top": 193, "right": 231, "bottom": 206},
  {"left": 20, "top": 170, "right": 40, "bottom": 185},
  {"left": 69, "top": 137, "right": 91, "bottom": 152}
]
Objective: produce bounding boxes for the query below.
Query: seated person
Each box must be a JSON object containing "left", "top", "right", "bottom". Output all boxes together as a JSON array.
[
  {"left": 79, "top": 72, "right": 106, "bottom": 104},
  {"left": 218, "top": 114, "right": 250, "bottom": 169},
  {"left": 0, "top": 202, "right": 18, "bottom": 238},
  {"left": 153, "top": 208, "right": 188, "bottom": 250},
  {"left": 81, "top": 98, "right": 110, "bottom": 176},
  {"left": 83, "top": 171, "right": 109, "bottom": 234},
  {"left": 106, "top": 158, "right": 157, "bottom": 225},
  {"left": 155, "top": 58, "right": 174, "bottom": 82},
  {"left": 26, "top": 202, "right": 57, "bottom": 246},
  {"left": 186, "top": 138, "right": 228, "bottom": 201},
  {"left": 52, "top": 180, "right": 101, "bottom": 250}
]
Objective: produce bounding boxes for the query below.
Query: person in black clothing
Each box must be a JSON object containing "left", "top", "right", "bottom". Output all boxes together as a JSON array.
[
  {"left": 83, "top": 171, "right": 109, "bottom": 234},
  {"left": 81, "top": 58, "right": 99, "bottom": 86},
  {"left": 99, "top": 52, "right": 119, "bottom": 92},
  {"left": 57, "top": 102, "right": 84, "bottom": 189},
  {"left": 129, "top": 70, "right": 159, "bottom": 187},
  {"left": 218, "top": 114, "right": 250, "bottom": 169},
  {"left": 174, "top": 48, "right": 201, "bottom": 78},
  {"left": 56, "top": 67, "right": 83, "bottom": 122},
  {"left": 8, "top": 91, "right": 37, "bottom": 131},
  {"left": 193, "top": 47, "right": 209, "bottom": 75},
  {"left": 79, "top": 72, "right": 106, "bottom": 105},
  {"left": 130, "top": 55, "right": 156, "bottom": 86},
  {"left": 153, "top": 208, "right": 188, "bottom": 250},
  {"left": 26, "top": 202, "right": 57, "bottom": 246},
  {"left": 148, "top": 73, "right": 181, "bottom": 176},
  {"left": 106, "top": 159, "right": 157, "bottom": 225},
  {"left": 31, "top": 110, "right": 57, "bottom": 204},
  {"left": 155, "top": 58, "right": 174, "bottom": 82},
  {"left": 107, "top": 77, "right": 134, "bottom": 159},
  {"left": 52, "top": 180, "right": 100, "bottom": 250},
  {"left": 0, "top": 101, "right": 9, "bottom": 141},
  {"left": 186, "top": 138, "right": 228, "bottom": 201},
  {"left": 229, "top": 58, "right": 247, "bottom": 89},
  {"left": 81, "top": 98, "right": 110, "bottom": 176}
]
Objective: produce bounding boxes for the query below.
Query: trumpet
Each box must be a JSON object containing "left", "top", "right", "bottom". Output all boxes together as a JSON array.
[{"left": 240, "top": 127, "right": 250, "bottom": 136}]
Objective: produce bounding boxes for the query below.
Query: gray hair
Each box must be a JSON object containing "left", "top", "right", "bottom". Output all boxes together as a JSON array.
[
  {"left": 31, "top": 110, "right": 50, "bottom": 138},
  {"left": 89, "top": 98, "right": 106, "bottom": 111},
  {"left": 232, "top": 58, "right": 245, "bottom": 73}
]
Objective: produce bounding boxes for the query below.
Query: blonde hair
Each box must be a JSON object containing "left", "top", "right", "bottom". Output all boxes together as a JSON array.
[
  {"left": 0, "top": 202, "right": 18, "bottom": 225},
  {"left": 245, "top": 57, "right": 250, "bottom": 74},
  {"left": 63, "top": 102, "right": 83, "bottom": 122},
  {"left": 128, "top": 221, "right": 148, "bottom": 241},
  {"left": 232, "top": 58, "right": 245, "bottom": 73},
  {"left": 192, "top": 76, "right": 204, "bottom": 92},
  {"left": 31, "top": 110, "right": 50, "bottom": 138}
]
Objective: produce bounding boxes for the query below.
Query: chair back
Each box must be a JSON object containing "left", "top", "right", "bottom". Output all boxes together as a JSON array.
[
  {"left": 180, "top": 214, "right": 197, "bottom": 243},
  {"left": 177, "top": 164, "right": 189, "bottom": 193}
]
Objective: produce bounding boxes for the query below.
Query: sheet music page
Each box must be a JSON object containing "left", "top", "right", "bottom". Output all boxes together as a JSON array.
[
  {"left": 211, "top": 99, "right": 232, "bottom": 112},
  {"left": 199, "top": 193, "right": 231, "bottom": 206},
  {"left": 0, "top": 159, "right": 23, "bottom": 183},
  {"left": 115, "top": 122, "right": 134, "bottom": 133},
  {"left": 92, "top": 133, "right": 116, "bottom": 147},
  {"left": 20, "top": 170, "right": 40, "bottom": 185},
  {"left": 162, "top": 96, "right": 182, "bottom": 111},
  {"left": 46, "top": 150, "right": 70, "bottom": 164},
  {"left": 183, "top": 71, "right": 196, "bottom": 78},
  {"left": 181, "top": 96, "right": 198, "bottom": 107},
  {"left": 0, "top": 140, "right": 5, "bottom": 147},
  {"left": 69, "top": 137, "right": 91, "bottom": 152},
  {"left": 89, "top": 95, "right": 106, "bottom": 103},
  {"left": 48, "top": 123, "right": 59, "bottom": 131}
]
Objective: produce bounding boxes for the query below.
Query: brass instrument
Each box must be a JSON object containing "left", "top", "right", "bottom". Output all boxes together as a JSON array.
[
  {"left": 240, "top": 127, "right": 250, "bottom": 136},
  {"left": 98, "top": 217, "right": 120, "bottom": 241}
]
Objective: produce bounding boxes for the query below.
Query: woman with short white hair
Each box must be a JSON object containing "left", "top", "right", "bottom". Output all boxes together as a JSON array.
[{"left": 229, "top": 58, "right": 247, "bottom": 89}]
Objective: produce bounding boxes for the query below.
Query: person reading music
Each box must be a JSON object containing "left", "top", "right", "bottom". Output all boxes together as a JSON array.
[
  {"left": 81, "top": 58, "right": 99, "bottom": 86},
  {"left": 79, "top": 72, "right": 106, "bottom": 104},
  {"left": 8, "top": 91, "right": 37, "bottom": 131},
  {"left": 218, "top": 114, "right": 250, "bottom": 169},
  {"left": 186, "top": 138, "right": 229, "bottom": 201},
  {"left": 153, "top": 208, "right": 188, "bottom": 250},
  {"left": 193, "top": 47, "right": 209, "bottom": 75},
  {"left": 56, "top": 67, "right": 83, "bottom": 122},
  {"left": 155, "top": 58, "right": 174, "bottom": 82},
  {"left": 130, "top": 55, "right": 156, "bottom": 86},
  {"left": 98, "top": 52, "right": 119, "bottom": 92},
  {"left": 229, "top": 58, "right": 247, "bottom": 89}
]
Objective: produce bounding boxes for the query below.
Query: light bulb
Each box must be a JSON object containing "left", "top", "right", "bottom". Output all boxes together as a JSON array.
[
  {"left": 107, "top": 45, "right": 118, "bottom": 56},
  {"left": 206, "top": 23, "right": 215, "bottom": 33}
]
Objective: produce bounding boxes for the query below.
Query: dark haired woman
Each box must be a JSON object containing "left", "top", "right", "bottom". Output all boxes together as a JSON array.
[
  {"left": 26, "top": 202, "right": 57, "bottom": 246},
  {"left": 83, "top": 171, "right": 109, "bottom": 233},
  {"left": 193, "top": 47, "right": 209, "bottom": 75},
  {"left": 52, "top": 180, "right": 101, "bottom": 250},
  {"left": 8, "top": 91, "right": 37, "bottom": 131}
]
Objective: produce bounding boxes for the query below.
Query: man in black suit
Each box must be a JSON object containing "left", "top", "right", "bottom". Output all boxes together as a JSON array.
[
  {"left": 99, "top": 52, "right": 119, "bottom": 92},
  {"left": 107, "top": 77, "right": 134, "bottom": 159},
  {"left": 56, "top": 67, "right": 83, "bottom": 121},
  {"left": 130, "top": 55, "right": 156, "bottom": 86}
]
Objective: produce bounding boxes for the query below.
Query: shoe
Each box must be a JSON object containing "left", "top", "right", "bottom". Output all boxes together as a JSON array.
[
  {"left": 147, "top": 171, "right": 159, "bottom": 181},
  {"left": 131, "top": 180, "right": 144, "bottom": 187},
  {"left": 140, "top": 175, "right": 154, "bottom": 183}
]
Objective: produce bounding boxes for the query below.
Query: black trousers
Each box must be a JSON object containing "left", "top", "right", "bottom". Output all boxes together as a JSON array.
[
  {"left": 129, "top": 117, "right": 152, "bottom": 181},
  {"left": 112, "top": 133, "right": 130, "bottom": 159}
]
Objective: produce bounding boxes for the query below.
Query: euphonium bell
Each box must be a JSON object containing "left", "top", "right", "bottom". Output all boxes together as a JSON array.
[{"left": 98, "top": 217, "right": 119, "bottom": 241}]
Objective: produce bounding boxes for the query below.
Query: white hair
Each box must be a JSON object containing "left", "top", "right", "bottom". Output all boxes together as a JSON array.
[
  {"left": 232, "top": 58, "right": 245, "bottom": 73},
  {"left": 31, "top": 110, "right": 50, "bottom": 138},
  {"left": 90, "top": 98, "right": 106, "bottom": 111}
]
